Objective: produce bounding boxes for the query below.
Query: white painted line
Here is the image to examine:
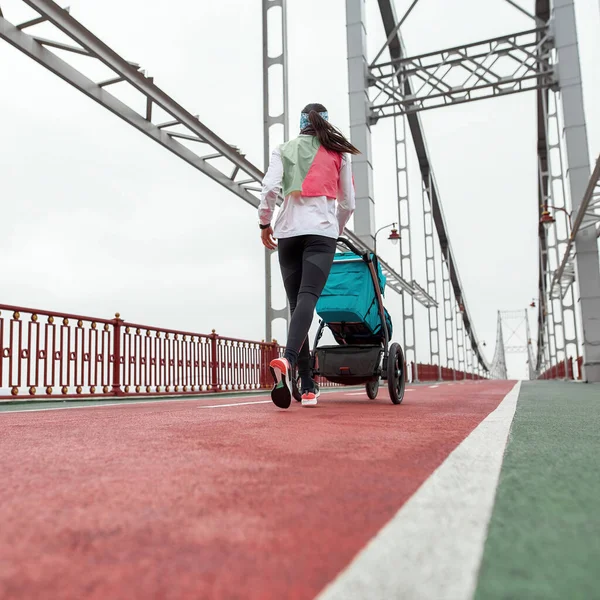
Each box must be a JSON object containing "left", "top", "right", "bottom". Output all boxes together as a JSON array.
[
  {"left": 0, "top": 402, "right": 137, "bottom": 414},
  {"left": 198, "top": 400, "right": 271, "bottom": 409},
  {"left": 316, "top": 381, "right": 522, "bottom": 600},
  {"left": 429, "top": 385, "right": 439, "bottom": 388},
  {"left": 0, "top": 395, "right": 271, "bottom": 415},
  {"left": 345, "top": 391, "right": 367, "bottom": 396},
  {"left": 0, "top": 386, "right": 360, "bottom": 415}
]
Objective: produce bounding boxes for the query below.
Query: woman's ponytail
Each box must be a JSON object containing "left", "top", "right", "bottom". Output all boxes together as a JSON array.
[{"left": 302, "top": 107, "right": 361, "bottom": 155}]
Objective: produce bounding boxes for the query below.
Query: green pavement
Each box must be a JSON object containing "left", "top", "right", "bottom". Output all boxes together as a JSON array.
[{"left": 475, "top": 381, "right": 600, "bottom": 600}]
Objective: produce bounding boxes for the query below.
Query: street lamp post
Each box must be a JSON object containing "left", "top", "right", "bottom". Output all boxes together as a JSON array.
[
  {"left": 540, "top": 204, "right": 573, "bottom": 232},
  {"left": 374, "top": 222, "right": 401, "bottom": 256}
]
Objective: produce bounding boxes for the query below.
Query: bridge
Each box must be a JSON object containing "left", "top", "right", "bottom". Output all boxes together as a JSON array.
[{"left": 0, "top": 0, "right": 599, "bottom": 598}]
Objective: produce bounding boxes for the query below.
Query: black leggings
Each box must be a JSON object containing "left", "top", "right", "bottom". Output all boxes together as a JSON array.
[{"left": 278, "top": 235, "right": 337, "bottom": 379}]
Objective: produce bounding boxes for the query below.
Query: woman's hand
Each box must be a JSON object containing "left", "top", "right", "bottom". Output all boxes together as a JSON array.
[{"left": 261, "top": 226, "right": 277, "bottom": 250}]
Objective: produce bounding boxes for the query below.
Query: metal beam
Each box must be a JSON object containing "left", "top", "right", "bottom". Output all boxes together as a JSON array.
[
  {"left": 0, "top": 1, "right": 263, "bottom": 208},
  {"left": 394, "top": 112, "right": 419, "bottom": 378},
  {"left": 535, "top": 0, "right": 550, "bottom": 373},
  {"left": 346, "top": 0, "right": 376, "bottom": 249},
  {"left": 442, "top": 257, "right": 456, "bottom": 376},
  {"left": 504, "top": 0, "right": 545, "bottom": 26},
  {"left": 422, "top": 172, "right": 441, "bottom": 377},
  {"left": 369, "top": 27, "right": 555, "bottom": 118},
  {"left": 550, "top": 155, "right": 600, "bottom": 297},
  {"left": 544, "top": 90, "right": 579, "bottom": 371},
  {"left": 377, "top": 0, "right": 489, "bottom": 372},
  {"left": 370, "top": 0, "right": 420, "bottom": 67},
  {"left": 262, "top": 0, "right": 290, "bottom": 342}
]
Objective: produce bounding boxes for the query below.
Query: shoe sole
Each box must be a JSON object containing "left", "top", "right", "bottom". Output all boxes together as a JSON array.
[
  {"left": 270, "top": 365, "right": 292, "bottom": 409},
  {"left": 301, "top": 397, "right": 318, "bottom": 407}
]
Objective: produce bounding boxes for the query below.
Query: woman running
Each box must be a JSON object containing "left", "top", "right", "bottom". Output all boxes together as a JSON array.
[{"left": 258, "top": 103, "right": 359, "bottom": 409}]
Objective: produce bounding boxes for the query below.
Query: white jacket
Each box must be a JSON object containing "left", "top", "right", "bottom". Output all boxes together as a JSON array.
[{"left": 258, "top": 142, "right": 356, "bottom": 240}]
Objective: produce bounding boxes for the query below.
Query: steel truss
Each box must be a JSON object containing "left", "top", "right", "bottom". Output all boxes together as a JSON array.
[
  {"left": 534, "top": 0, "right": 600, "bottom": 381},
  {"left": 0, "top": 1, "right": 264, "bottom": 208},
  {"left": 535, "top": 0, "right": 553, "bottom": 375},
  {"left": 441, "top": 258, "right": 455, "bottom": 378},
  {"left": 549, "top": 0, "right": 600, "bottom": 381},
  {"left": 551, "top": 155, "right": 600, "bottom": 297},
  {"left": 377, "top": 0, "right": 598, "bottom": 380},
  {"left": 541, "top": 90, "right": 579, "bottom": 374},
  {"left": 466, "top": 345, "right": 473, "bottom": 378},
  {"left": 394, "top": 113, "right": 419, "bottom": 378},
  {"left": 538, "top": 90, "right": 567, "bottom": 372},
  {"left": 499, "top": 310, "right": 536, "bottom": 379},
  {"left": 538, "top": 236, "right": 559, "bottom": 372},
  {"left": 0, "top": 0, "right": 437, "bottom": 327},
  {"left": 455, "top": 303, "right": 466, "bottom": 378},
  {"left": 525, "top": 310, "right": 537, "bottom": 380},
  {"left": 377, "top": 0, "right": 489, "bottom": 374},
  {"left": 368, "top": 26, "right": 555, "bottom": 119},
  {"left": 262, "top": 0, "right": 289, "bottom": 341},
  {"left": 422, "top": 173, "right": 441, "bottom": 375},
  {"left": 490, "top": 312, "right": 508, "bottom": 380}
]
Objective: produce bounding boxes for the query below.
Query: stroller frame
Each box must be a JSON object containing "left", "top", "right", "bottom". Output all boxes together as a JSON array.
[{"left": 293, "top": 236, "right": 406, "bottom": 405}]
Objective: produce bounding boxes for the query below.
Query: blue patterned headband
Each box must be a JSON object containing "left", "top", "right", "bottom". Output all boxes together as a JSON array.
[{"left": 300, "top": 111, "right": 328, "bottom": 130}]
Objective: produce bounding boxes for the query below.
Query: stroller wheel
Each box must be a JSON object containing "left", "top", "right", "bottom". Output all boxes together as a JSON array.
[
  {"left": 366, "top": 379, "right": 379, "bottom": 400},
  {"left": 387, "top": 342, "right": 406, "bottom": 405}
]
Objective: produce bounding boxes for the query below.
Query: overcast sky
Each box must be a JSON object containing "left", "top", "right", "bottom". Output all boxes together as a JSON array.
[{"left": 1, "top": 0, "right": 598, "bottom": 379}]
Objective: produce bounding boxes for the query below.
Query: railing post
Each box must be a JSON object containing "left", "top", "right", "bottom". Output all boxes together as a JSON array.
[
  {"left": 259, "top": 341, "right": 267, "bottom": 389},
  {"left": 111, "top": 312, "right": 124, "bottom": 396},
  {"left": 568, "top": 356, "right": 574, "bottom": 380},
  {"left": 259, "top": 339, "right": 274, "bottom": 389},
  {"left": 210, "top": 329, "right": 219, "bottom": 392}
]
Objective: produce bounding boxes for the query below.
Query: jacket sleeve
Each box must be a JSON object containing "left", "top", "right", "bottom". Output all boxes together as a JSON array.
[
  {"left": 258, "top": 147, "right": 283, "bottom": 226},
  {"left": 336, "top": 154, "right": 356, "bottom": 235}
]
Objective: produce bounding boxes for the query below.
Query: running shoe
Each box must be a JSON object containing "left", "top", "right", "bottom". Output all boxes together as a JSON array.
[
  {"left": 301, "top": 383, "right": 320, "bottom": 407},
  {"left": 269, "top": 357, "right": 293, "bottom": 409},
  {"left": 301, "top": 390, "right": 318, "bottom": 407}
]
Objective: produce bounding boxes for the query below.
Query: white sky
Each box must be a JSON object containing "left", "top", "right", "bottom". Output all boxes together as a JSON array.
[{"left": 1, "top": 0, "right": 598, "bottom": 379}]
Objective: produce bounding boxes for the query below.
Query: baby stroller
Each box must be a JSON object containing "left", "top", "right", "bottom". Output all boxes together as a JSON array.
[{"left": 293, "top": 236, "right": 406, "bottom": 404}]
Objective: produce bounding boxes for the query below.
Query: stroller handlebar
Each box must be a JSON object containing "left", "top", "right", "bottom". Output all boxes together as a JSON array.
[{"left": 337, "top": 236, "right": 371, "bottom": 261}]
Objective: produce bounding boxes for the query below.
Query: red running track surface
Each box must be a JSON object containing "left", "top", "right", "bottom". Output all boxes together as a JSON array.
[{"left": 0, "top": 381, "right": 514, "bottom": 600}]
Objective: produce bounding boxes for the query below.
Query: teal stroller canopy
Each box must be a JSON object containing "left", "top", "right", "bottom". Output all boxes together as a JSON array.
[{"left": 316, "top": 252, "right": 393, "bottom": 341}]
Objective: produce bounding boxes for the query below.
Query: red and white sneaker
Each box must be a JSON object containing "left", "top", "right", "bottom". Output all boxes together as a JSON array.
[
  {"left": 301, "top": 390, "right": 318, "bottom": 407},
  {"left": 269, "top": 357, "right": 293, "bottom": 409}
]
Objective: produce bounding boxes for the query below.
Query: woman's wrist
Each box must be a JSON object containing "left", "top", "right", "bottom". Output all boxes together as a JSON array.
[{"left": 259, "top": 223, "right": 271, "bottom": 230}]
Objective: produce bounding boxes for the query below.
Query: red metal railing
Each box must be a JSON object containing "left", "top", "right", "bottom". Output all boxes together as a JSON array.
[
  {"left": 2, "top": 303, "right": 494, "bottom": 400},
  {"left": 0, "top": 304, "right": 342, "bottom": 400},
  {"left": 0, "top": 304, "right": 282, "bottom": 400},
  {"left": 410, "top": 362, "right": 486, "bottom": 382},
  {"left": 538, "top": 356, "right": 581, "bottom": 380}
]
